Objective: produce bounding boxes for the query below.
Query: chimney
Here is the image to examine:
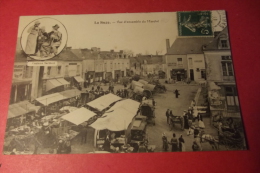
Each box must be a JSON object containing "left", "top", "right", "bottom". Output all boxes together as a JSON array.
[
  {"left": 110, "top": 49, "right": 114, "bottom": 53},
  {"left": 166, "top": 39, "right": 170, "bottom": 52},
  {"left": 66, "top": 46, "right": 72, "bottom": 50}
]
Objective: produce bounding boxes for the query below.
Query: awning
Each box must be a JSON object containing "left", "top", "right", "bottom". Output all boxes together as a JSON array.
[
  {"left": 138, "top": 80, "right": 149, "bottom": 85},
  {"left": 143, "top": 84, "right": 156, "bottom": 91},
  {"left": 61, "top": 107, "right": 96, "bottom": 125},
  {"left": 87, "top": 93, "right": 122, "bottom": 111},
  {"left": 56, "top": 78, "right": 70, "bottom": 85},
  {"left": 74, "top": 76, "right": 84, "bottom": 83},
  {"left": 131, "top": 81, "right": 144, "bottom": 89},
  {"left": 8, "top": 100, "right": 39, "bottom": 119},
  {"left": 36, "top": 93, "right": 65, "bottom": 106},
  {"left": 60, "top": 89, "right": 81, "bottom": 99},
  {"left": 90, "top": 108, "right": 135, "bottom": 131},
  {"left": 106, "top": 99, "right": 140, "bottom": 115},
  {"left": 208, "top": 81, "right": 221, "bottom": 90},
  {"left": 46, "top": 79, "right": 63, "bottom": 91}
]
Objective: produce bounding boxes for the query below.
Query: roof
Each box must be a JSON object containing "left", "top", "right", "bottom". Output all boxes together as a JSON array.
[
  {"left": 203, "top": 27, "right": 229, "bottom": 51},
  {"left": 135, "top": 55, "right": 164, "bottom": 64},
  {"left": 51, "top": 48, "right": 82, "bottom": 61},
  {"left": 166, "top": 37, "right": 214, "bottom": 55}
]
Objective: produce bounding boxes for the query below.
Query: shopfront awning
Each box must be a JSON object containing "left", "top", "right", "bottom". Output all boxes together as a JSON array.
[
  {"left": 87, "top": 93, "right": 122, "bottom": 111},
  {"left": 90, "top": 108, "right": 135, "bottom": 131},
  {"left": 56, "top": 78, "right": 70, "bottom": 85},
  {"left": 46, "top": 79, "right": 63, "bottom": 91},
  {"left": 61, "top": 107, "right": 96, "bottom": 125},
  {"left": 8, "top": 100, "right": 40, "bottom": 119},
  {"left": 36, "top": 93, "right": 65, "bottom": 106},
  {"left": 74, "top": 76, "right": 84, "bottom": 83},
  {"left": 60, "top": 89, "right": 81, "bottom": 99}
]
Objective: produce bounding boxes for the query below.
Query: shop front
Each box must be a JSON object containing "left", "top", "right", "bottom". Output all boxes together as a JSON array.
[
  {"left": 95, "top": 72, "right": 104, "bottom": 82},
  {"left": 85, "top": 71, "right": 95, "bottom": 86},
  {"left": 170, "top": 69, "right": 187, "bottom": 81},
  {"left": 114, "top": 70, "right": 121, "bottom": 82}
]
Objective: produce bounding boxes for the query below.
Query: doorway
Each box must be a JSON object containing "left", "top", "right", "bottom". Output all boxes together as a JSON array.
[{"left": 190, "top": 69, "right": 194, "bottom": 81}]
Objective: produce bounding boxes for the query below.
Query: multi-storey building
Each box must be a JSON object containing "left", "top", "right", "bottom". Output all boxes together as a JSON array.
[
  {"left": 203, "top": 27, "right": 240, "bottom": 119},
  {"left": 165, "top": 37, "right": 213, "bottom": 82}
]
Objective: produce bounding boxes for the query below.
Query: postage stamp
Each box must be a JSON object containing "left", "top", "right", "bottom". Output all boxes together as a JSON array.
[{"left": 177, "top": 11, "right": 213, "bottom": 36}]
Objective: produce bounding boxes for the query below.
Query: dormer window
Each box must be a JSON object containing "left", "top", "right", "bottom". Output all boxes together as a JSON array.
[
  {"left": 218, "top": 34, "right": 229, "bottom": 49},
  {"left": 221, "top": 40, "right": 228, "bottom": 48}
]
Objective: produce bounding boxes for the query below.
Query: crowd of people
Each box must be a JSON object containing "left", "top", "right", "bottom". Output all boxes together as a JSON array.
[{"left": 163, "top": 99, "right": 206, "bottom": 152}]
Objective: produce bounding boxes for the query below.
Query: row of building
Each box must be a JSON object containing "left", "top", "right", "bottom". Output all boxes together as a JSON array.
[{"left": 11, "top": 27, "right": 239, "bottom": 120}]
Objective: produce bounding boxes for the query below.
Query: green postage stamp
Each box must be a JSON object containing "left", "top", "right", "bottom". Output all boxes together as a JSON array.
[{"left": 178, "top": 11, "right": 213, "bottom": 36}]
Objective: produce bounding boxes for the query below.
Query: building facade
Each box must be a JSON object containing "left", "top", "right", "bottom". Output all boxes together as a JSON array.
[
  {"left": 165, "top": 37, "right": 213, "bottom": 82},
  {"left": 203, "top": 27, "right": 240, "bottom": 119}
]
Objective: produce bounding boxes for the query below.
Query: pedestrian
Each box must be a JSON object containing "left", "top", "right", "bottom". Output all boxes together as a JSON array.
[
  {"left": 162, "top": 133, "right": 169, "bottom": 151},
  {"left": 174, "top": 89, "right": 180, "bottom": 98},
  {"left": 152, "top": 98, "right": 156, "bottom": 107},
  {"left": 103, "top": 131, "right": 111, "bottom": 152},
  {"left": 178, "top": 134, "right": 185, "bottom": 152},
  {"left": 166, "top": 109, "right": 170, "bottom": 124},
  {"left": 192, "top": 141, "right": 200, "bottom": 151},
  {"left": 170, "top": 133, "right": 179, "bottom": 152},
  {"left": 80, "top": 125, "right": 88, "bottom": 144},
  {"left": 183, "top": 110, "right": 189, "bottom": 130}
]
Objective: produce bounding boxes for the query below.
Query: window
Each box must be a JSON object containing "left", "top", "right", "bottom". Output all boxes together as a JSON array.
[
  {"left": 76, "top": 65, "right": 80, "bottom": 74},
  {"left": 221, "top": 40, "right": 228, "bottom": 48},
  {"left": 65, "top": 65, "right": 68, "bottom": 76},
  {"left": 201, "top": 69, "right": 206, "bottom": 79},
  {"left": 188, "top": 58, "right": 193, "bottom": 65},
  {"left": 221, "top": 56, "right": 233, "bottom": 76},
  {"left": 47, "top": 66, "right": 51, "bottom": 75},
  {"left": 177, "top": 58, "right": 183, "bottom": 65},
  {"left": 57, "top": 66, "right": 61, "bottom": 75},
  {"left": 225, "top": 86, "right": 239, "bottom": 112}
]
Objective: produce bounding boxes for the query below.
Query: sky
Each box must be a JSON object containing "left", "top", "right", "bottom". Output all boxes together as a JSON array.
[{"left": 18, "top": 12, "right": 178, "bottom": 55}]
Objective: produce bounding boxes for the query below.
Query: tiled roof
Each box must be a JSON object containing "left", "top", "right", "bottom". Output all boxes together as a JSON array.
[
  {"left": 135, "top": 55, "right": 163, "bottom": 64},
  {"left": 203, "top": 27, "right": 229, "bottom": 51},
  {"left": 51, "top": 48, "right": 82, "bottom": 61},
  {"left": 166, "top": 37, "right": 214, "bottom": 55}
]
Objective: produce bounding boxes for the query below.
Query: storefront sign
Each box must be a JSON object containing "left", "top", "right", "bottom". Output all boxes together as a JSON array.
[
  {"left": 168, "top": 63, "right": 176, "bottom": 66},
  {"left": 13, "top": 65, "right": 24, "bottom": 79}
]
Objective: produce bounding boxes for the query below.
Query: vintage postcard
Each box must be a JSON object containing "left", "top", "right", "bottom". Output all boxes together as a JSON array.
[{"left": 4, "top": 10, "right": 247, "bottom": 155}]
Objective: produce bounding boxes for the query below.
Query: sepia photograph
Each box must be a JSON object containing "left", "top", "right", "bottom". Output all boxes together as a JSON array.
[{"left": 3, "top": 10, "right": 247, "bottom": 155}]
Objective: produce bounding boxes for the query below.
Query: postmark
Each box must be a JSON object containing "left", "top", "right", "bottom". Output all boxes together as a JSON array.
[
  {"left": 20, "top": 17, "right": 68, "bottom": 60},
  {"left": 177, "top": 11, "right": 213, "bottom": 36}
]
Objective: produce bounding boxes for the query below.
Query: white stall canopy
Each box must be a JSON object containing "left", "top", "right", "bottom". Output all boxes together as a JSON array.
[
  {"left": 87, "top": 93, "right": 122, "bottom": 111},
  {"left": 90, "top": 108, "right": 135, "bottom": 131},
  {"left": 106, "top": 99, "right": 140, "bottom": 115},
  {"left": 61, "top": 107, "right": 96, "bottom": 125}
]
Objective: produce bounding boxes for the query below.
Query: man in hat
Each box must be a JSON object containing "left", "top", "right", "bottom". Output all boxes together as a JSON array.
[{"left": 49, "top": 24, "right": 62, "bottom": 55}]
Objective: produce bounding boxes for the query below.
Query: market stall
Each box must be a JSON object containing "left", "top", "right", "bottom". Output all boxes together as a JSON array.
[{"left": 86, "top": 93, "right": 122, "bottom": 112}]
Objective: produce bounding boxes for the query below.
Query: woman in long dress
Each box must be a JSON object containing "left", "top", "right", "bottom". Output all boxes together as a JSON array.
[
  {"left": 170, "top": 133, "right": 178, "bottom": 152},
  {"left": 25, "top": 21, "right": 41, "bottom": 55},
  {"left": 178, "top": 134, "right": 185, "bottom": 151}
]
